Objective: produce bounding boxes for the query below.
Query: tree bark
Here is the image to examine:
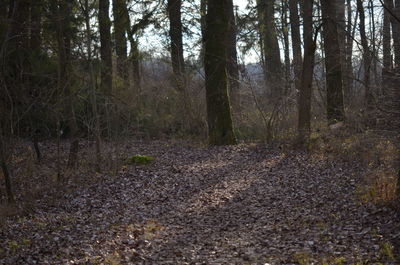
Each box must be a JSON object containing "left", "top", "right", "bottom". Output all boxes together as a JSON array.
[
  {"left": 257, "top": 0, "right": 283, "bottom": 99},
  {"left": 167, "top": 0, "right": 185, "bottom": 79},
  {"left": 392, "top": 0, "right": 400, "bottom": 68},
  {"left": 383, "top": 0, "right": 392, "bottom": 70},
  {"left": 204, "top": 0, "right": 236, "bottom": 145},
  {"left": 112, "top": 0, "right": 128, "bottom": 82},
  {"left": 281, "top": 0, "right": 291, "bottom": 95},
  {"left": 199, "top": 0, "right": 207, "bottom": 63},
  {"left": 0, "top": 116, "right": 15, "bottom": 204},
  {"left": 321, "top": 0, "right": 345, "bottom": 124},
  {"left": 99, "top": 0, "right": 113, "bottom": 96},
  {"left": 227, "top": 0, "right": 240, "bottom": 106},
  {"left": 336, "top": 0, "right": 351, "bottom": 104},
  {"left": 289, "top": 0, "right": 303, "bottom": 95},
  {"left": 345, "top": 0, "right": 355, "bottom": 98},
  {"left": 298, "top": 0, "right": 316, "bottom": 143}
]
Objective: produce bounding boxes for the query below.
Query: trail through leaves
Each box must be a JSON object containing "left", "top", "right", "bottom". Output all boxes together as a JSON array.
[{"left": 1, "top": 141, "right": 399, "bottom": 264}]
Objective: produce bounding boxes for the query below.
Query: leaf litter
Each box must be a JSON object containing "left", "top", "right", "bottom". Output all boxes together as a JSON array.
[{"left": 0, "top": 140, "right": 399, "bottom": 264}]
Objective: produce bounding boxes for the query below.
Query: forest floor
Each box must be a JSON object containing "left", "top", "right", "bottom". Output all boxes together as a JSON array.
[{"left": 0, "top": 140, "right": 399, "bottom": 264}]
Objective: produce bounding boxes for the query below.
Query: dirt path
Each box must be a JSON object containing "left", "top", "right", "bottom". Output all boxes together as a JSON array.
[{"left": 1, "top": 141, "right": 399, "bottom": 264}]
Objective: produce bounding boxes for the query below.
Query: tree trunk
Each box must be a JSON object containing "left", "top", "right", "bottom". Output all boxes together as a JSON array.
[
  {"left": 321, "top": 0, "right": 345, "bottom": 124},
  {"left": 56, "top": 0, "right": 79, "bottom": 169},
  {"left": 82, "top": 0, "right": 101, "bottom": 172},
  {"left": 257, "top": 0, "right": 283, "bottom": 99},
  {"left": 204, "top": 0, "right": 236, "bottom": 145},
  {"left": 167, "top": 0, "right": 185, "bottom": 80},
  {"left": 336, "top": 0, "right": 351, "bottom": 104},
  {"left": 199, "top": 0, "right": 207, "bottom": 63},
  {"left": 383, "top": 0, "right": 393, "bottom": 70},
  {"left": 99, "top": 0, "right": 113, "bottom": 96},
  {"left": 281, "top": 0, "right": 291, "bottom": 95},
  {"left": 129, "top": 39, "right": 141, "bottom": 92},
  {"left": 298, "top": 0, "right": 316, "bottom": 143},
  {"left": 289, "top": 0, "right": 303, "bottom": 96},
  {"left": 345, "top": 0, "right": 355, "bottom": 99},
  {"left": 226, "top": 1, "right": 240, "bottom": 107},
  {"left": 112, "top": 0, "right": 128, "bottom": 82},
  {"left": 0, "top": 124, "right": 15, "bottom": 204},
  {"left": 357, "top": 0, "right": 374, "bottom": 123},
  {"left": 392, "top": 0, "right": 400, "bottom": 68}
]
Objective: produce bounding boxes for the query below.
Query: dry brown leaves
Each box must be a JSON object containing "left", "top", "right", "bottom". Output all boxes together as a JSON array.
[{"left": 0, "top": 140, "right": 399, "bottom": 264}]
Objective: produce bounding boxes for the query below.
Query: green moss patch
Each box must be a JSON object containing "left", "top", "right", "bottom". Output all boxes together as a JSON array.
[{"left": 125, "top": 155, "right": 155, "bottom": 165}]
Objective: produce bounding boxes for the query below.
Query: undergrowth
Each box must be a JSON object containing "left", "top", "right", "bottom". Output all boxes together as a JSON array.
[{"left": 308, "top": 126, "right": 399, "bottom": 207}]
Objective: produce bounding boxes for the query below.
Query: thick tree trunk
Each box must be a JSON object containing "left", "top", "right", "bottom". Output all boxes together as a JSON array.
[
  {"left": 99, "top": 0, "right": 113, "bottom": 96},
  {"left": 289, "top": 0, "right": 303, "bottom": 95},
  {"left": 321, "top": 0, "right": 345, "bottom": 124},
  {"left": 257, "top": 0, "right": 283, "bottom": 99},
  {"left": 112, "top": 0, "right": 128, "bottom": 82},
  {"left": 199, "top": 0, "right": 207, "bottom": 63},
  {"left": 298, "top": 0, "right": 316, "bottom": 143},
  {"left": 167, "top": 0, "right": 185, "bottom": 79},
  {"left": 0, "top": 125, "right": 15, "bottom": 204},
  {"left": 204, "top": 0, "right": 236, "bottom": 145}
]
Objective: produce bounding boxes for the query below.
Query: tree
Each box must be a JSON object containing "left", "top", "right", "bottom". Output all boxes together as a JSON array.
[
  {"left": 99, "top": 0, "right": 113, "bottom": 96},
  {"left": 125, "top": 10, "right": 156, "bottom": 92},
  {"left": 383, "top": 0, "right": 392, "bottom": 71},
  {"left": 54, "top": 0, "right": 80, "bottom": 168},
  {"left": 298, "top": 0, "right": 318, "bottom": 142},
  {"left": 357, "top": 0, "right": 374, "bottom": 121},
  {"left": 80, "top": 0, "right": 102, "bottom": 172},
  {"left": 335, "top": 0, "right": 351, "bottom": 102},
  {"left": 167, "top": 0, "right": 185, "bottom": 84},
  {"left": 204, "top": 0, "right": 236, "bottom": 145},
  {"left": 392, "top": 0, "right": 400, "bottom": 68},
  {"left": 321, "top": 0, "right": 345, "bottom": 124},
  {"left": 345, "top": 0, "right": 355, "bottom": 98},
  {"left": 257, "top": 0, "right": 283, "bottom": 99},
  {"left": 226, "top": 1, "right": 240, "bottom": 106},
  {"left": 113, "top": 0, "right": 129, "bottom": 82},
  {"left": 289, "top": 0, "right": 303, "bottom": 96}
]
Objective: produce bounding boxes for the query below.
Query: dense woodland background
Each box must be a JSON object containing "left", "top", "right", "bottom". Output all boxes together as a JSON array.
[{"left": 0, "top": 0, "right": 400, "bottom": 263}]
